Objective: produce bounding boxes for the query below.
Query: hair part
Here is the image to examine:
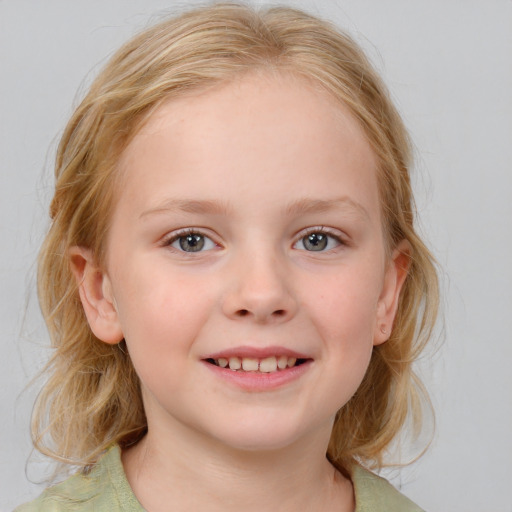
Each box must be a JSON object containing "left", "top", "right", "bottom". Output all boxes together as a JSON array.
[{"left": 34, "top": 1, "right": 439, "bottom": 474}]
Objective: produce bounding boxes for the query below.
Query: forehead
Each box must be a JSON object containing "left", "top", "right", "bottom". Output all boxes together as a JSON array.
[
  {"left": 115, "top": 71, "right": 379, "bottom": 221},
  {"left": 120, "top": 70, "right": 374, "bottom": 158}
]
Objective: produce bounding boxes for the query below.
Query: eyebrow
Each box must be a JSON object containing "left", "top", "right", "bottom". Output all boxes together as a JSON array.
[
  {"left": 140, "top": 196, "right": 369, "bottom": 220},
  {"left": 140, "top": 199, "right": 233, "bottom": 218},
  {"left": 284, "top": 197, "right": 370, "bottom": 220}
]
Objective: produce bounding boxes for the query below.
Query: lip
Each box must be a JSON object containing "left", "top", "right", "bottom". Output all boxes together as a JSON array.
[
  {"left": 201, "top": 345, "right": 313, "bottom": 391},
  {"left": 203, "top": 345, "right": 310, "bottom": 360}
]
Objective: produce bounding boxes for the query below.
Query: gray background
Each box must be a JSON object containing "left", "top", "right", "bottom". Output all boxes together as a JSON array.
[{"left": 1, "top": 1, "right": 511, "bottom": 510}]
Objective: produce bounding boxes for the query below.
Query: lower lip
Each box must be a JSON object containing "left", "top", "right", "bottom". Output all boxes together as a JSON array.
[{"left": 202, "top": 360, "right": 313, "bottom": 391}]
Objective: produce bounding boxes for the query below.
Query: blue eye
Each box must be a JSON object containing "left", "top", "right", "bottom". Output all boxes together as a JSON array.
[
  {"left": 295, "top": 231, "right": 342, "bottom": 252},
  {"left": 168, "top": 231, "right": 216, "bottom": 253}
]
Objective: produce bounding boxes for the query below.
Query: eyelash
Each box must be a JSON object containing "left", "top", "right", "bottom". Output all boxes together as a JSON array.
[
  {"left": 294, "top": 227, "right": 346, "bottom": 252},
  {"left": 161, "top": 226, "right": 346, "bottom": 254},
  {"left": 161, "top": 229, "right": 218, "bottom": 253}
]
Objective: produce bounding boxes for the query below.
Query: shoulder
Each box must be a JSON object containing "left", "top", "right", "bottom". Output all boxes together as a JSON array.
[
  {"left": 351, "top": 465, "right": 425, "bottom": 512},
  {"left": 14, "top": 471, "right": 102, "bottom": 512},
  {"left": 15, "top": 446, "right": 143, "bottom": 512}
]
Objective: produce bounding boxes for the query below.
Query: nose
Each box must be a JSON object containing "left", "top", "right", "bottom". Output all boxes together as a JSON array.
[{"left": 222, "top": 249, "right": 298, "bottom": 324}]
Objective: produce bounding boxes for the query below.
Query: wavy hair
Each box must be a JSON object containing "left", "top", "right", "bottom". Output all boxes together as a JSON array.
[{"left": 33, "top": 2, "right": 439, "bottom": 473}]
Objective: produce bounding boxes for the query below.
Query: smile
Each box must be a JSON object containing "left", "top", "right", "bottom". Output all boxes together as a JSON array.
[
  {"left": 205, "top": 356, "right": 307, "bottom": 373},
  {"left": 202, "top": 347, "right": 313, "bottom": 390}
]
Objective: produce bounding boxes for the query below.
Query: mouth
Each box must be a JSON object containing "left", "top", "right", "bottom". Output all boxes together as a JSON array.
[
  {"left": 204, "top": 355, "right": 310, "bottom": 373},
  {"left": 201, "top": 348, "right": 313, "bottom": 390}
]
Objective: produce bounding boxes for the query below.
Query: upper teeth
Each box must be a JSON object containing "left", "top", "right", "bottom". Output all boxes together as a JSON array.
[{"left": 215, "top": 356, "right": 299, "bottom": 372}]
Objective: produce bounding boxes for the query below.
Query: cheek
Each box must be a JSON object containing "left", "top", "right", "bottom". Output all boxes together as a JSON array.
[
  {"left": 306, "top": 270, "right": 381, "bottom": 409},
  {"left": 111, "top": 260, "right": 217, "bottom": 359},
  {"left": 307, "top": 267, "right": 382, "bottom": 341}
]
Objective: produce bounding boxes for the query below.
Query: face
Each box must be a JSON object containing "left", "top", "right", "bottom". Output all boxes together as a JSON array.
[{"left": 76, "top": 72, "right": 407, "bottom": 454}]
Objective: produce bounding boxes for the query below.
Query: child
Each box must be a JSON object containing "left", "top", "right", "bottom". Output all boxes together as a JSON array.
[{"left": 18, "top": 3, "right": 438, "bottom": 511}]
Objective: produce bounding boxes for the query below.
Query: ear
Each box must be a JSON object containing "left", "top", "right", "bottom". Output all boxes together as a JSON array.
[
  {"left": 373, "top": 240, "right": 411, "bottom": 346},
  {"left": 69, "top": 246, "right": 124, "bottom": 344}
]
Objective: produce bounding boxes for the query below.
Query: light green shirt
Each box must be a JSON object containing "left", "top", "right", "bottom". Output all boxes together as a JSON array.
[{"left": 16, "top": 445, "right": 424, "bottom": 511}]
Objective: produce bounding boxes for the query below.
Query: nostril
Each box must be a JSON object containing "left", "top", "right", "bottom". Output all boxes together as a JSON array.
[{"left": 232, "top": 308, "right": 288, "bottom": 320}]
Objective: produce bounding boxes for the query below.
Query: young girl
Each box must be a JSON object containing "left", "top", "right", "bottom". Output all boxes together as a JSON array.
[{"left": 18, "top": 3, "right": 438, "bottom": 511}]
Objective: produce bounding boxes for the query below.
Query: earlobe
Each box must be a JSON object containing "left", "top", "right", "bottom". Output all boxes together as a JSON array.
[
  {"left": 69, "top": 247, "right": 124, "bottom": 345},
  {"left": 373, "top": 240, "right": 411, "bottom": 346}
]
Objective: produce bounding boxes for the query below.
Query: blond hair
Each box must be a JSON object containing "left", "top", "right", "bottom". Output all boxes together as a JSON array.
[{"left": 34, "top": 2, "right": 439, "bottom": 473}]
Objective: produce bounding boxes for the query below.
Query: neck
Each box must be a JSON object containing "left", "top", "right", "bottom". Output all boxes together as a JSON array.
[{"left": 122, "top": 421, "right": 354, "bottom": 512}]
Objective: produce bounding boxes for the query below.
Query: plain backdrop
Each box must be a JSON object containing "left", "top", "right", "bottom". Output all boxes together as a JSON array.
[{"left": 1, "top": 1, "right": 511, "bottom": 510}]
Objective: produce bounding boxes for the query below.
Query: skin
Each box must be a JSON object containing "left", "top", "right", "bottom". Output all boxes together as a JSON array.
[{"left": 71, "top": 71, "right": 409, "bottom": 511}]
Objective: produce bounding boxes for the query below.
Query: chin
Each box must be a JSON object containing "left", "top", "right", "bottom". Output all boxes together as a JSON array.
[
  {"left": 218, "top": 435, "right": 301, "bottom": 455},
  {"left": 206, "top": 416, "right": 315, "bottom": 455}
]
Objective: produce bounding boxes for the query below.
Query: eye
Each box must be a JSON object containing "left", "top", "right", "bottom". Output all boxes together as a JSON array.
[
  {"left": 294, "top": 230, "right": 342, "bottom": 252},
  {"left": 166, "top": 231, "right": 217, "bottom": 253}
]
